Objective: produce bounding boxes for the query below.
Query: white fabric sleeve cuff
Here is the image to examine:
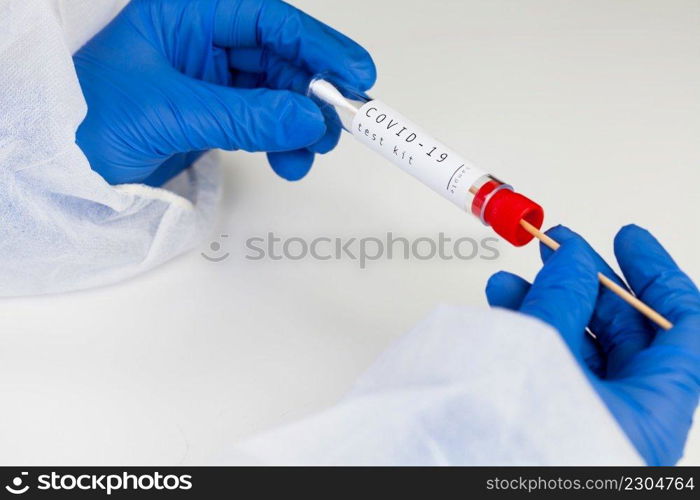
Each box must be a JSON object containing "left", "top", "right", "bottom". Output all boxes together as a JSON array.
[
  {"left": 228, "top": 306, "right": 643, "bottom": 465},
  {"left": 0, "top": 0, "right": 219, "bottom": 295}
]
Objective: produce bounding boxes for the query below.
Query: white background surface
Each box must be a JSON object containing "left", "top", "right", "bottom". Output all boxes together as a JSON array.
[{"left": 0, "top": 0, "right": 698, "bottom": 465}]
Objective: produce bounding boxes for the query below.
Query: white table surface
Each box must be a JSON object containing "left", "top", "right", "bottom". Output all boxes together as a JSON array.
[{"left": 0, "top": 0, "right": 698, "bottom": 465}]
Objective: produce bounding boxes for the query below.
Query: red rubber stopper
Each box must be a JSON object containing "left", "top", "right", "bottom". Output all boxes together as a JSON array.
[{"left": 482, "top": 189, "right": 544, "bottom": 247}]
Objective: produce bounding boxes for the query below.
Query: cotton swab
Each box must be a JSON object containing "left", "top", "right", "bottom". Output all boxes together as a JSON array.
[{"left": 519, "top": 219, "right": 673, "bottom": 331}]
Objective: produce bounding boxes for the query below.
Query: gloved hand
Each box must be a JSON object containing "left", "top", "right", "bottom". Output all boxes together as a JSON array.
[
  {"left": 485, "top": 225, "right": 700, "bottom": 465},
  {"left": 74, "top": 0, "right": 376, "bottom": 186}
]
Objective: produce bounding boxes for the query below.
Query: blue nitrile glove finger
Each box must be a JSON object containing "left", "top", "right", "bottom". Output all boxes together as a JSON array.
[
  {"left": 76, "top": 70, "right": 326, "bottom": 184},
  {"left": 309, "top": 106, "right": 343, "bottom": 155},
  {"left": 485, "top": 271, "right": 531, "bottom": 310},
  {"left": 75, "top": 0, "right": 375, "bottom": 185},
  {"left": 219, "top": 1, "right": 372, "bottom": 171},
  {"left": 143, "top": 151, "right": 206, "bottom": 187},
  {"left": 518, "top": 238, "right": 600, "bottom": 356},
  {"left": 171, "top": 81, "right": 325, "bottom": 152},
  {"left": 228, "top": 48, "right": 343, "bottom": 177},
  {"left": 266, "top": 149, "right": 316, "bottom": 181},
  {"left": 485, "top": 268, "right": 606, "bottom": 375},
  {"left": 228, "top": 47, "right": 343, "bottom": 178},
  {"left": 229, "top": 48, "right": 312, "bottom": 94},
  {"left": 231, "top": 71, "right": 265, "bottom": 89},
  {"left": 614, "top": 225, "right": 700, "bottom": 344},
  {"left": 540, "top": 226, "right": 652, "bottom": 377},
  {"left": 214, "top": 0, "right": 377, "bottom": 91}
]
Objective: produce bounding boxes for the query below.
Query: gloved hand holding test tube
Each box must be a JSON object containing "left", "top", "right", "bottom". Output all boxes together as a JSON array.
[{"left": 308, "top": 77, "right": 673, "bottom": 331}]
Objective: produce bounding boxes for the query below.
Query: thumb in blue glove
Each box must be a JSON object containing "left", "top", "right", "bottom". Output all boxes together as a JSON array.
[
  {"left": 74, "top": 0, "right": 376, "bottom": 185},
  {"left": 486, "top": 225, "right": 700, "bottom": 465}
]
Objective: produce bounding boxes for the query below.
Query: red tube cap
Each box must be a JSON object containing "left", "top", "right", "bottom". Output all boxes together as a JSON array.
[{"left": 483, "top": 190, "right": 544, "bottom": 247}]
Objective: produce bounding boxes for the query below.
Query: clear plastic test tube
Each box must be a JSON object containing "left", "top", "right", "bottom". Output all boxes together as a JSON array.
[{"left": 307, "top": 76, "right": 544, "bottom": 246}]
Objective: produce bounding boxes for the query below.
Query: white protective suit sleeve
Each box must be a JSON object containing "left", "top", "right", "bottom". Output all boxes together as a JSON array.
[
  {"left": 0, "top": 0, "right": 220, "bottom": 296},
  {"left": 227, "top": 306, "right": 643, "bottom": 465}
]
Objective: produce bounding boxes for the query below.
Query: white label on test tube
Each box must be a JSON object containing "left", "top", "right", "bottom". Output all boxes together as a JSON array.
[{"left": 351, "top": 100, "right": 487, "bottom": 211}]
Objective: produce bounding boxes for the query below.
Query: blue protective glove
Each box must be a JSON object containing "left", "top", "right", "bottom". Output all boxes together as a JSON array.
[
  {"left": 74, "top": 0, "right": 376, "bottom": 185},
  {"left": 485, "top": 225, "right": 700, "bottom": 465}
]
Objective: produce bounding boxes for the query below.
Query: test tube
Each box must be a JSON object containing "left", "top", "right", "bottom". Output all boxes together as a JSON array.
[{"left": 307, "top": 77, "right": 544, "bottom": 246}]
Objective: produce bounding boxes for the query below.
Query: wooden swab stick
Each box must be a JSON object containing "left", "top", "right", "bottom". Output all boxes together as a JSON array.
[{"left": 519, "top": 219, "right": 673, "bottom": 331}]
